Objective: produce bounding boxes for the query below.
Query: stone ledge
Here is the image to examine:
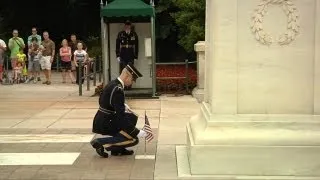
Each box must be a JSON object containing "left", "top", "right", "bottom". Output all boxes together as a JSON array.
[
  {"left": 177, "top": 145, "right": 320, "bottom": 179},
  {"left": 187, "top": 122, "right": 320, "bottom": 176},
  {"left": 189, "top": 103, "right": 320, "bottom": 146}
]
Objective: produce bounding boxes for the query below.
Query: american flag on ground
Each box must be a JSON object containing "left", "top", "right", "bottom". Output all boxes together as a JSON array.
[{"left": 142, "top": 111, "right": 154, "bottom": 143}]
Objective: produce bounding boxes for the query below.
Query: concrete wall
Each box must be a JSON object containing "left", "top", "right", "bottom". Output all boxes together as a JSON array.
[
  {"left": 204, "top": 0, "right": 319, "bottom": 115},
  {"left": 237, "top": 0, "right": 316, "bottom": 114}
]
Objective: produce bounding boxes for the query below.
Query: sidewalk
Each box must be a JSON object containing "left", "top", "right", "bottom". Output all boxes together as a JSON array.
[{"left": 0, "top": 72, "right": 200, "bottom": 180}]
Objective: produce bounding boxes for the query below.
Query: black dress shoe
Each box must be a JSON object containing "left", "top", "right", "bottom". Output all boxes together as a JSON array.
[
  {"left": 90, "top": 140, "right": 108, "bottom": 158},
  {"left": 111, "top": 148, "right": 134, "bottom": 156}
]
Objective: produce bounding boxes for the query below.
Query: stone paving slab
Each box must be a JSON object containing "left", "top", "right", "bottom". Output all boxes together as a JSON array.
[{"left": 0, "top": 72, "right": 201, "bottom": 180}]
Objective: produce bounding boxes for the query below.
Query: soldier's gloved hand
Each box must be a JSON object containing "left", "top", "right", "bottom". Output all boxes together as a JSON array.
[
  {"left": 134, "top": 59, "right": 137, "bottom": 62},
  {"left": 124, "top": 103, "right": 130, "bottom": 112},
  {"left": 137, "top": 130, "right": 147, "bottom": 138},
  {"left": 117, "top": 57, "right": 121, "bottom": 62}
]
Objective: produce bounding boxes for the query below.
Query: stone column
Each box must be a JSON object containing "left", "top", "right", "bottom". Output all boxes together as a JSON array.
[
  {"left": 186, "top": 0, "right": 320, "bottom": 179},
  {"left": 192, "top": 41, "right": 205, "bottom": 102}
]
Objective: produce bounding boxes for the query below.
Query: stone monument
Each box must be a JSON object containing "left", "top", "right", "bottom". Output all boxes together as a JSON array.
[
  {"left": 182, "top": 0, "right": 320, "bottom": 179},
  {"left": 192, "top": 41, "right": 205, "bottom": 102}
]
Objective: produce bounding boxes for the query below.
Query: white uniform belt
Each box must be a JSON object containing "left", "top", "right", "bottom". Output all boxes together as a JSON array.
[{"left": 98, "top": 107, "right": 115, "bottom": 114}]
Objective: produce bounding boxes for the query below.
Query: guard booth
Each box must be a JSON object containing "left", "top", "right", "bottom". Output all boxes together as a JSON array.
[{"left": 100, "top": 0, "right": 156, "bottom": 98}]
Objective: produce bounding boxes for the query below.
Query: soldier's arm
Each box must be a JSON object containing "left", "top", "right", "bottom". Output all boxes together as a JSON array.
[
  {"left": 134, "top": 32, "right": 139, "bottom": 59},
  {"left": 116, "top": 32, "right": 121, "bottom": 57},
  {"left": 111, "top": 87, "right": 140, "bottom": 137}
]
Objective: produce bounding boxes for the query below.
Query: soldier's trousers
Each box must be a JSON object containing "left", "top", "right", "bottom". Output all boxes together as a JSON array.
[{"left": 95, "top": 130, "right": 139, "bottom": 151}]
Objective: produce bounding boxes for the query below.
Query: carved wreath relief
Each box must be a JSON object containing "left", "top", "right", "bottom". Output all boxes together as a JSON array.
[{"left": 251, "top": 0, "right": 300, "bottom": 45}]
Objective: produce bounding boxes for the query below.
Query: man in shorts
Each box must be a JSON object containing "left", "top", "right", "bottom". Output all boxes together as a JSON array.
[
  {"left": 26, "top": 37, "right": 42, "bottom": 83},
  {"left": 27, "top": 27, "right": 42, "bottom": 81},
  {"left": 40, "top": 31, "right": 55, "bottom": 85},
  {"left": 0, "top": 38, "right": 7, "bottom": 83},
  {"left": 27, "top": 27, "right": 42, "bottom": 46},
  {"left": 8, "top": 29, "right": 25, "bottom": 79}
]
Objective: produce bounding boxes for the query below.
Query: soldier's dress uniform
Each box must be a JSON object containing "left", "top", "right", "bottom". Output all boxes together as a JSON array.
[
  {"left": 91, "top": 64, "right": 143, "bottom": 158},
  {"left": 116, "top": 22, "right": 139, "bottom": 74}
]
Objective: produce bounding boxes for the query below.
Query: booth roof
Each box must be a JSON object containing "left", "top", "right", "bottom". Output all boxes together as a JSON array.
[{"left": 101, "top": 0, "right": 155, "bottom": 17}]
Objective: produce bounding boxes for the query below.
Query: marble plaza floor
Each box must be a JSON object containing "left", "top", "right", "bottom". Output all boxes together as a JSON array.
[{"left": 0, "top": 73, "right": 200, "bottom": 180}]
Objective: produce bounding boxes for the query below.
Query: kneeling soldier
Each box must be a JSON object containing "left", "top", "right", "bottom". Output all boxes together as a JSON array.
[{"left": 90, "top": 64, "right": 147, "bottom": 158}]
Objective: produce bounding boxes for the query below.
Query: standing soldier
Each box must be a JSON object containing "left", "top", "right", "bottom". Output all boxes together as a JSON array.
[{"left": 116, "top": 20, "right": 139, "bottom": 76}]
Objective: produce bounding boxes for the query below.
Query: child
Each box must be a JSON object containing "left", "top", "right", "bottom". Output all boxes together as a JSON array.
[
  {"left": 16, "top": 48, "right": 26, "bottom": 69},
  {"left": 13, "top": 62, "right": 23, "bottom": 83},
  {"left": 73, "top": 42, "right": 88, "bottom": 84}
]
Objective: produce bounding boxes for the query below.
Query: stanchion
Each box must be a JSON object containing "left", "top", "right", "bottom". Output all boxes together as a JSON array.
[
  {"left": 86, "top": 63, "right": 90, "bottom": 91},
  {"left": 78, "top": 61, "right": 82, "bottom": 96},
  {"left": 185, "top": 59, "right": 189, "bottom": 94},
  {"left": 98, "top": 57, "right": 102, "bottom": 83},
  {"left": 93, "top": 59, "right": 97, "bottom": 86}
]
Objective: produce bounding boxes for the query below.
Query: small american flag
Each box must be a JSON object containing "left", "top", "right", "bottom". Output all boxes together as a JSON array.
[{"left": 142, "top": 112, "right": 154, "bottom": 143}]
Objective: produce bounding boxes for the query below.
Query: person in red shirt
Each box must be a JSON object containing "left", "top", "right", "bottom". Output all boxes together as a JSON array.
[{"left": 60, "top": 39, "right": 75, "bottom": 83}]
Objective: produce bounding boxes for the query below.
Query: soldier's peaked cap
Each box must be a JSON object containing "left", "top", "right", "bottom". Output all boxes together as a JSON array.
[
  {"left": 125, "top": 20, "right": 131, "bottom": 25},
  {"left": 126, "top": 64, "right": 143, "bottom": 80}
]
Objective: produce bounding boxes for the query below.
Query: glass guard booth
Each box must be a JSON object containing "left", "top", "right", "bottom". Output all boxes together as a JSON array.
[{"left": 100, "top": 0, "right": 156, "bottom": 98}]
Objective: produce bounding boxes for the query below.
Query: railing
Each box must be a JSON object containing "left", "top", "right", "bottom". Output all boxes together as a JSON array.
[
  {"left": 155, "top": 59, "right": 197, "bottom": 94},
  {"left": 76, "top": 58, "right": 196, "bottom": 96},
  {"left": 78, "top": 57, "right": 103, "bottom": 96}
]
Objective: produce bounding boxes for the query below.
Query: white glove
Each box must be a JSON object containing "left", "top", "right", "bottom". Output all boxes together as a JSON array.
[
  {"left": 124, "top": 103, "right": 130, "bottom": 112},
  {"left": 137, "top": 130, "right": 147, "bottom": 138},
  {"left": 117, "top": 57, "right": 121, "bottom": 62},
  {"left": 134, "top": 59, "right": 137, "bottom": 62}
]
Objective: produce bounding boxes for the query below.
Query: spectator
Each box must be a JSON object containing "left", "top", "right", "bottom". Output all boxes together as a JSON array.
[
  {"left": 13, "top": 62, "right": 23, "bottom": 83},
  {"left": 0, "top": 38, "right": 7, "bottom": 83},
  {"left": 59, "top": 39, "right": 75, "bottom": 83},
  {"left": 26, "top": 37, "right": 42, "bottom": 83},
  {"left": 8, "top": 29, "right": 25, "bottom": 79},
  {"left": 73, "top": 42, "right": 88, "bottom": 84},
  {"left": 27, "top": 27, "right": 42, "bottom": 81},
  {"left": 69, "top": 34, "right": 87, "bottom": 78},
  {"left": 16, "top": 48, "right": 26, "bottom": 71},
  {"left": 40, "top": 31, "right": 55, "bottom": 85},
  {"left": 27, "top": 27, "right": 41, "bottom": 46}
]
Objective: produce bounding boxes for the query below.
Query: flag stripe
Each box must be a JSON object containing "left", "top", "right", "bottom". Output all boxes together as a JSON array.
[{"left": 143, "top": 113, "right": 154, "bottom": 143}]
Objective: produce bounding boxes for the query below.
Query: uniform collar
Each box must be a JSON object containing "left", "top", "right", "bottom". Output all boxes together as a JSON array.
[{"left": 117, "top": 77, "right": 124, "bottom": 88}]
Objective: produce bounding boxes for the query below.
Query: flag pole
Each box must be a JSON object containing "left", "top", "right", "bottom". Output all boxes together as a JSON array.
[{"left": 144, "top": 110, "right": 147, "bottom": 156}]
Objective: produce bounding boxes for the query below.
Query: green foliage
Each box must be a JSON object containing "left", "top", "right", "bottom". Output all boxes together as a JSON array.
[
  {"left": 86, "top": 36, "right": 102, "bottom": 58},
  {"left": 155, "top": 0, "right": 178, "bottom": 40},
  {"left": 171, "top": 0, "right": 205, "bottom": 52}
]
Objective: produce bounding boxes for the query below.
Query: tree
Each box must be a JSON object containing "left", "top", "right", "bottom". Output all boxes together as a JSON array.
[{"left": 171, "top": 0, "right": 205, "bottom": 53}]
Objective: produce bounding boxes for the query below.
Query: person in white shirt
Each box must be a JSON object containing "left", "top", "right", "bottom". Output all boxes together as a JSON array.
[
  {"left": 73, "top": 42, "right": 88, "bottom": 84},
  {"left": 0, "top": 39, "right": 7, "bottom": 83}
]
